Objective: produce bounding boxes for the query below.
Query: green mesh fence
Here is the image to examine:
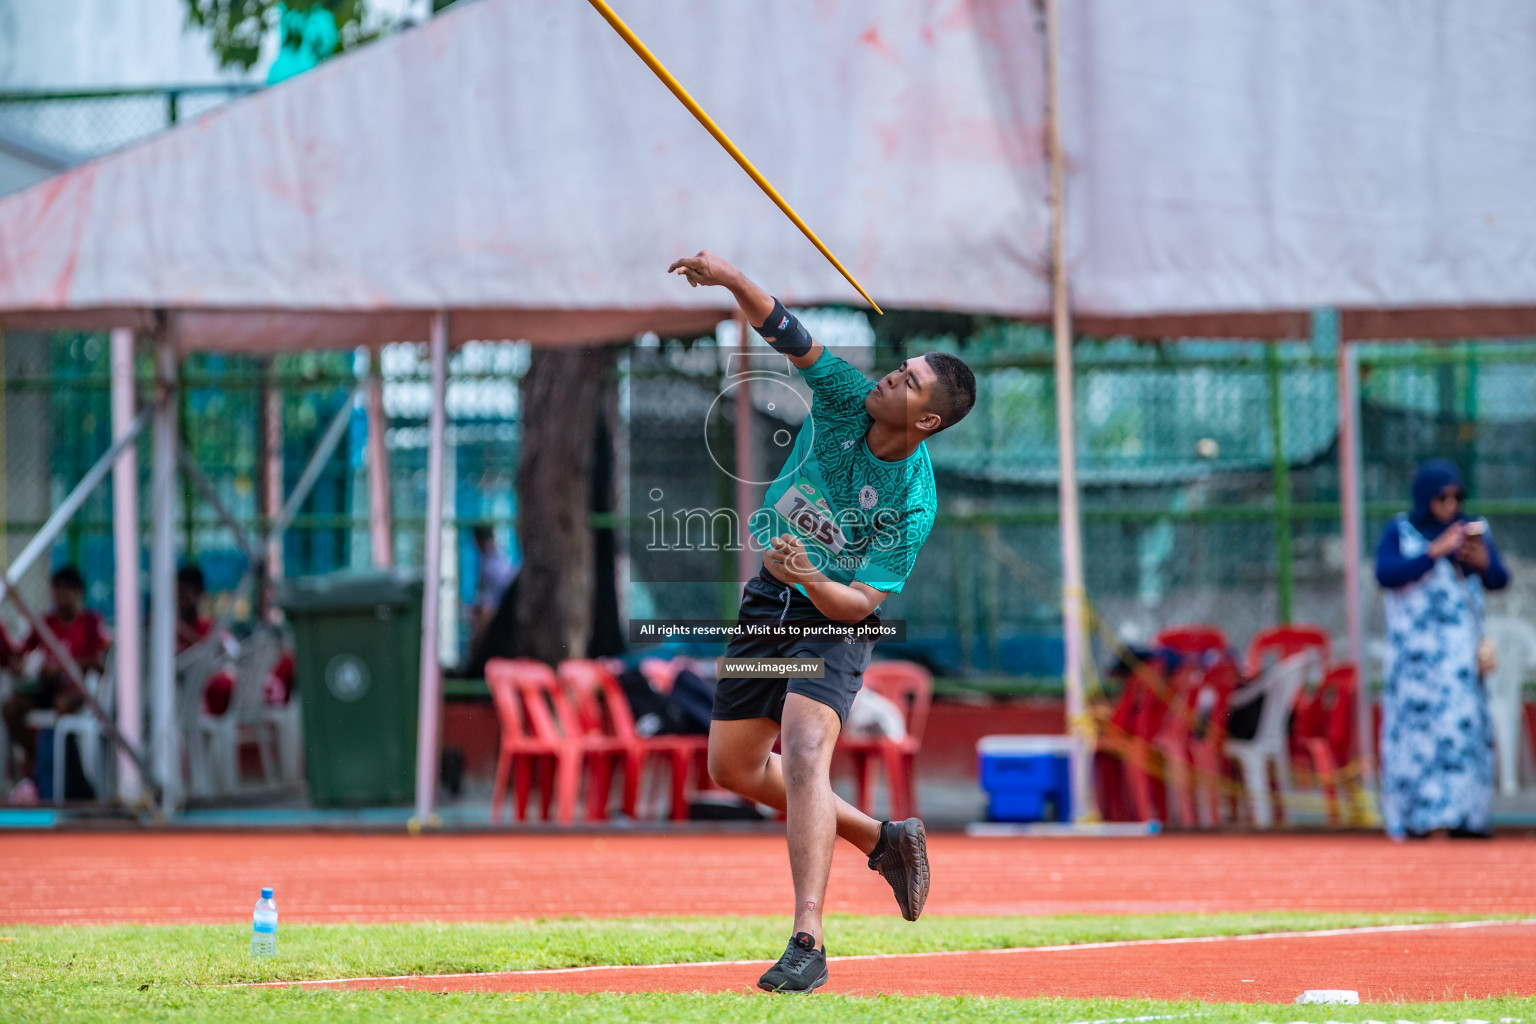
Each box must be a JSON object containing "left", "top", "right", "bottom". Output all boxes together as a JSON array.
[
  {"left": 0, "top": 86, "right": 258, "bottom": 162},
  {"left": 0, "top": 332, "right": 523, "bottom": 666},
  {"left": 4, "top": 323, "right": 1534, "bottom": 684}
]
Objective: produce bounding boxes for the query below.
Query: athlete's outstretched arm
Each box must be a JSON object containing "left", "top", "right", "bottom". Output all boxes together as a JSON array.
[{"left": 668, "top": 251, "right": 824, "bottom": 370}]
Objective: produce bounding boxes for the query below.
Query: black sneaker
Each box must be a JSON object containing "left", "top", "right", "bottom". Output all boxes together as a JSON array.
[
  {"left": 757, "top": 932, "right": 828, "bottom": 993},
  {"left": 868, "top": 818, "right": 930, "bottom": 922}
]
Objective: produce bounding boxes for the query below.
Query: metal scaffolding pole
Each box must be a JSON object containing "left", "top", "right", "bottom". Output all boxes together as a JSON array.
[
  {"left": 3, "top": 586, "right": 157, "bottom": 796},
  {"left": 1336, "top": 337, "right": 1374, "bottom": 789},
  {"left": 1267, "top": 343, "right": 1295, "bottom": 622},
  {"left": 149, "top": 337, "right": 180, "bottom": 817},
  {"left": 110, "top": 327, "right": 143, "bottom": 802},
  {"left": 366, "top": 359, "right": 394, "bottom": 568},
  {"left": 264, "top": 363, "right": 284, "bottom": 590},
  {"left": 1045, "top": 0, "right": 1097, "bottom": 822},
  {"left": 733, "top": 311, "right": 757, "bottom": 585},
  {"left": 0, "top": 380, "right": 158, "bottom": 798},
  {"left": 268, "top": 385, "right": 361, "bottom": 543},
  {"left": 0, "top": 409, "right": 149, "bottom": 605},
  {"left": 413, "top": 312, "right": 449, "bottom": 826}
]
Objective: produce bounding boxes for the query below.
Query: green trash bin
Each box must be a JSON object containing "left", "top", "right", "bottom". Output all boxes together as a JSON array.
[{"left": 276, "top": 571, "right": 423, "bottom": 807}]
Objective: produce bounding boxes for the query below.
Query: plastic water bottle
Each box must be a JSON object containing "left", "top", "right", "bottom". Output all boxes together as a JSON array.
[{"left": 251, "top": 887, "right": 278, "bottom": 957}]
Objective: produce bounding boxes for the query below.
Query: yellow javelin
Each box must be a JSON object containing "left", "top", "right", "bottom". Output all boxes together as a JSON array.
[{"left": 587, "top": 0, "right": 882, "bottom": 314}]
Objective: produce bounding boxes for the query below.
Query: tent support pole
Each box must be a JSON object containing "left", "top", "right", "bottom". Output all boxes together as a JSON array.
[
  {"left": 263, "top": 361, "right": 284, "bottom": 593},
  {"left": 111, "top": 327, "right": 143, "bottom": 803},
  {"left": 149, "top": 336, "right": 180, "bottom": 818},
  {"left": 413, "top": 311, "right": 449, "bottom": 827},
  {"left": 1045, "top": 0, "right": 1097, "bottom": 822},
  {"left": 733, "top": 311, "right": 757, "bottom": 585},
  {"left": 1336, "top": 335, "right": 1373, "bottom": 788},
  {"left": 1267, "top": 343, "right": 1294, "bottom": 622},
  {"left": 366, "top": 356, "right": 394, "bottom": 568}
]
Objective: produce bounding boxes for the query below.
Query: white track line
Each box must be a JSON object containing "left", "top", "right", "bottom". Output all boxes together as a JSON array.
[{"left": 243, "top": 918, "right": 1535, "bottom": 989}]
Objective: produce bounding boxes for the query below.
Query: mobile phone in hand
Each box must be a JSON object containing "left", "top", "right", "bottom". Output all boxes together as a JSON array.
[{"left": 1464, "top": 518, "right": 1488, "bottom": 537}]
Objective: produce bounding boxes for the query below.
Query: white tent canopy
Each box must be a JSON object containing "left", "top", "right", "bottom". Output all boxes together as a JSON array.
[
  {"left": 1061, "top": 0, "right": 1536, "bottom": 335},
  {"left": 3, "top": 1, "right": 1535, "bottom": 339},
  {"left": 0, "top": 0, "right": 1051, "bottom": 350}
]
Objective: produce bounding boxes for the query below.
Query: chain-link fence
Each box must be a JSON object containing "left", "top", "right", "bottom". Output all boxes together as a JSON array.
[
  {"left": 5, "top": 322, "right": 1535, "bottom": 687},
  {"left": 624, "top": 319, "right": 1536, "bottom": 691},
  {"left": 0, "top": 85, "right": 258, "bottom": 163},
  {"left": 0, "top": 332, "right": 525, "bottom": 668}
]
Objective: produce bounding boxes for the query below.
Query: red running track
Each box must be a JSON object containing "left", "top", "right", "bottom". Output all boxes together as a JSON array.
[
  {"left": 261, "top": 921, "right": 1536, "bottom": 1003},
  {"left": 4, "top": 831, "right": 1536, "bottom": 924}
]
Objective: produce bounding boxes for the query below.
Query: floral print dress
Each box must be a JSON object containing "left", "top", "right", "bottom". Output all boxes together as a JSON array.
[{"left": 1379, "top": 516, "right": 1494, "bottom": 837}]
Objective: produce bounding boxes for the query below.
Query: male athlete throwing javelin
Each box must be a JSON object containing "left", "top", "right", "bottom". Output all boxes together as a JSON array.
[{"left": 669, "top": 251, "right": 976, "bottom": 993}]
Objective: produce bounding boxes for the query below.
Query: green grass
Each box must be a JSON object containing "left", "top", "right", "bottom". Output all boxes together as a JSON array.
[
  {"left": 0, "top": 912, "right": 1522, "bottom": 1023},
  {"left": 4, "top": 992, "right": 1532, "bottom": 1024}
]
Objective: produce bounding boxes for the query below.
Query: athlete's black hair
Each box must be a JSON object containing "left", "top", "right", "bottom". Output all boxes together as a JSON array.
[{"left": 924, "top": 352, "right": 977, "bottom": 431}]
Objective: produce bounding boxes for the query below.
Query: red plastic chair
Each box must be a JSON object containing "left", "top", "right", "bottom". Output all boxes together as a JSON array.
[
  {"left": 1154, "top": 654, "right": 1238, "bottom": 829},
  {"left": 486, "top": 659, "right": 575, "bottom": 824},
  {"left": 838, "top": 661, "right": 932, "bottom": 822},
  {"left": 1294, "top": 662, "right": 1359, "bottom": 825},
  {"left": 559, "top": 659, "right": 709, "bottom": 822},
  {"left": 1093, "top": 651, "right": 1174, "bottom": 823},
  {"left": 1153, "top": 624, "right": 1231, "bottom": 658},
  {"left": 1244, "top": 624, "right": 1330, "bottom": 678},
  {"left": 557, "top": 660, "right": 641, "bottom": 821},
  {"left": 1091, "top": 666, "right": 1144, "bottom": 823},
  {"left": 486, "top": 658, "right": 625, "bottom": 825},
  {"left": 1242, "top": 624, "right": 1331, "bottom": 773}
]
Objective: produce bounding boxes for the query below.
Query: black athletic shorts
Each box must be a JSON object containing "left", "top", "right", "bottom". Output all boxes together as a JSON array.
[{"left": 712, "top": 569, "right": 877, "bottom": 726}]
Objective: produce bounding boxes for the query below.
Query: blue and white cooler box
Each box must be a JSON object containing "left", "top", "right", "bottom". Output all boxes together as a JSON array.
[{"left": 977, "top": 735, "right": 1074, "bottom": 823}]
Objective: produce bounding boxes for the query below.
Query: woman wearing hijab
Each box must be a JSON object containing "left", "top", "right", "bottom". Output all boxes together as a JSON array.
[{"left": 1375, "top": 459, "right": 1509, "bottom": 839}]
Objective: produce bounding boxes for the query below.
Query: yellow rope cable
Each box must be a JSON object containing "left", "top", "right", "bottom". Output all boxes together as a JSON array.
[{"left": 979, "top": 524, "right": 1379, "bottom": 827}]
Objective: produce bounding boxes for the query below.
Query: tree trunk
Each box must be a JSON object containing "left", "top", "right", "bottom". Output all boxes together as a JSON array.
[{"left": 513, "top": 345, "right": 618, "bottom": 665}]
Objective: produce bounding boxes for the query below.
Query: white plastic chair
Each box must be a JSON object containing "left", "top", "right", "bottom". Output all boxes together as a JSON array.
[
  {"left": 26, "top": 668, "right": 113, "bottom": 803},
  {"left": 1222, "top": 650, "right": 1317, "bottom": 829},
  {"left": 176, "top": 634, "right": 230, "bottom": 799},
  {"left": 262, "top": 668, "right": 302, "bottom": 786},
  {"left": 1484, "top": 616, "right": 1536, "bottom": 796},
  {"left": 193, "top": 629, "right": 284, "bottom": 795}
]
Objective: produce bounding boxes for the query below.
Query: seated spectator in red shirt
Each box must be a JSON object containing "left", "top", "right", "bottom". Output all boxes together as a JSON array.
[
  {"left": 28, "top": 564, "right": 111, "bottom": 679},
  {"left": 175, "top": 564, "right": 294, "bottom": 716},
  {"left": 176, "top": 564, "right": 241, "bottom": 717},
  {"left": 176, "top": 564, "right": 216, "bottom": 653},
  {"left": 1, "top": 565, "right": 110, "bottom": 773}
]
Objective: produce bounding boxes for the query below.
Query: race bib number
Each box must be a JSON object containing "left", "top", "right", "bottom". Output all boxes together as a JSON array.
[{"left": 774, "top": 478, "right": 848, "bottom": 555}]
